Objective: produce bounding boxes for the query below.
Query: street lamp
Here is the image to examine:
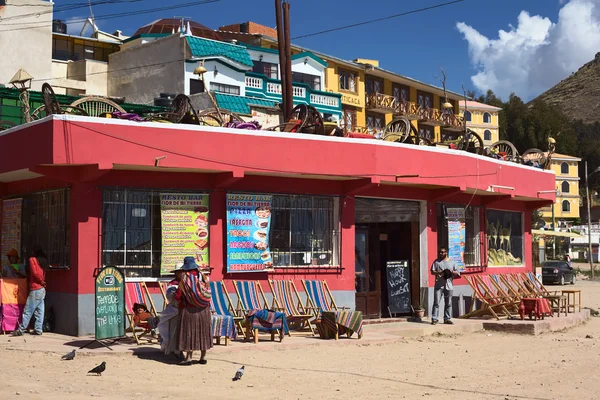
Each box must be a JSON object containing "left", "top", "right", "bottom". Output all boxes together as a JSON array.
[
  {"left": 9, "top": 68, "right": 33, "bottom": 123},
  {"left": 585, "top": 161, "right": 600, "bottom": 278}
]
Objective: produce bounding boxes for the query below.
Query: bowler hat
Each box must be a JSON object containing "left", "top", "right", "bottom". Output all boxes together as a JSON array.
[{"left": 182, "top": 256, "right": 199, "bottom": 271}]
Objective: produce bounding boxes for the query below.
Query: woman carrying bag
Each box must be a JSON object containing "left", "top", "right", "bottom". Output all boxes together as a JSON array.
[{"left": 174, "top": 256, "right": 212, "bottom": 365}]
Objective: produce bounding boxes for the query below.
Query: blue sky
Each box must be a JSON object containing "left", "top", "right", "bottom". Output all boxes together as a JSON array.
[{"left": 63, "top": 0, "right": 598, "bottom": 101}]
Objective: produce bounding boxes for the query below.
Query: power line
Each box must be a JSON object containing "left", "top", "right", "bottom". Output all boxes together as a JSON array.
[
  {"left": 292, "top": 0, "right": 466, "bottom": 40},
  {"left": 0, "top": 0, "right": 220, "bottom": 32},
  {"left": 0, "top": 0, "right": 136, "bottom": 23}
]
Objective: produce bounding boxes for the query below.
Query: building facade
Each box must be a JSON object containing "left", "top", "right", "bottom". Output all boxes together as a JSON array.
[
  {"left": 540, "top": 153, "right": 581, "bottom": 227},
  {"left": 459, "top": 100, "right": 501, "bottom": 146},
  {"left": 0, "top": 116, "right": 554, "bottom": 335}
]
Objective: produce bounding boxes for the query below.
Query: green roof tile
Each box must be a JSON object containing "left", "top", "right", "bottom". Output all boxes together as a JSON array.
[
  {"left": 186, "top": 36, "right": 253, "bottom": 67},
  {"left": 215, "top": 93, "right": 278, "bottom": 115}
]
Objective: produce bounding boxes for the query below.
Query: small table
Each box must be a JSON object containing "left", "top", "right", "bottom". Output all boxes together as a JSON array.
[
  {"left": 561, "top": 290, "right": 582, "bottom": 313},
  {"left": 519, "top": 298, "right": 553, "bottom": 320},
  {"left": 545, "top": 295, "right": 567, "bottom": 317}
]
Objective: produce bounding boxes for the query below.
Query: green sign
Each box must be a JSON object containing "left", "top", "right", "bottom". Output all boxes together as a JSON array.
[{"left": 95, "top": 266, "right": 125, "bottom": 340}]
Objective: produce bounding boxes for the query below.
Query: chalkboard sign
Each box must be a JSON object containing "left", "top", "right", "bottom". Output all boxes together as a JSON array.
[
  {"left": 386, "top": 260, "right": 411, "bottom": 314},
  {"left": 95, "top": 266, "right": 125, "bottom": 340}
]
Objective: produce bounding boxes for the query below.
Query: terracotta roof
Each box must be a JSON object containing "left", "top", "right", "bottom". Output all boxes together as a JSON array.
[
  {"left": 459, "top": 100, "right": 502, "bottom": 111},
  {"left": 550, "top": 153, "right": 581, "bottom": 161}
]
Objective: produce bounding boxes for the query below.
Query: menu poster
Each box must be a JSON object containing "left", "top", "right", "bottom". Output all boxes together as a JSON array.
[
  {"left": 446, "top": 207, "right": 466, "bottom": 271},
  {"left": 1, "top": 198, "right": 22, "bottom": 266},
  {"left": 160, "top": 194, "right": 209, "bottom": 275},
  {"left": 226, "top": 194, "right": 273, "bottom": 273}
]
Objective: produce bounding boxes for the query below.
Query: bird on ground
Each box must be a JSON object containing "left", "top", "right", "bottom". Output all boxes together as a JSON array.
[
  {"left": 61, "top": 349, "right": 76, "bottom": 360},
  {"left": 88, "top": 362, "right": 106, "bottom": 376},
  {"left": 232, "top": 366, "right": 245, "bottom": 381}
]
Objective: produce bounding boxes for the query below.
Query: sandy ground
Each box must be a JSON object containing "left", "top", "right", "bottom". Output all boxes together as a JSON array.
[{"left": 1, "top": 281, "right": 599, "bottom": 400}]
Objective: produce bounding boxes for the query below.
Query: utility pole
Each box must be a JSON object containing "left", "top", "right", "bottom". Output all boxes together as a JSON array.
[
  {"left": 275, "top": 0, "right": 288, "bottom": 119},
  {"left": 282, "top": 1, "right": 293, "bottom": 120},
  {"left": 586, "top": 161, "right": 595, "bottom": 278}
]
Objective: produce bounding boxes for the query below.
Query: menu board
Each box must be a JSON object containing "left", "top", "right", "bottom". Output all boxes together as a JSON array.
[
  {"left": 386, "top": 261, "right": 411, "bottom": 314},
  {"left": 95, "top": 266, "right": 125, "bottom": 340},
  {"left": 447, "top": 207, "right": 466, "bottom": 271},
  {"left": 1, "top": 198, "right": 22, "bottom": 266},
  {"left": 226, "top": 193, "right": 273, "bottom": 273},
  {"left": 160, "top": 194, "right": 209, "bottom": 275}
]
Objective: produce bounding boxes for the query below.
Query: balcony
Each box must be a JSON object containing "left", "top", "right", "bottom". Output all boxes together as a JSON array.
[
  {"left": 365, "top": 92, "right": 398, "bottom": 113},
  {"left": 244, "top": 72, "right": 341, "bottom": 114}
]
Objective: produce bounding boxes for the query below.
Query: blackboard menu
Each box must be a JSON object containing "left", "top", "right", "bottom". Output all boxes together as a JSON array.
[
  {"left": 386, "top": 261, "right": 411, "bottom": 314},
  {"left": 95, "top": 266, "right": 125, "bottom": 340}
]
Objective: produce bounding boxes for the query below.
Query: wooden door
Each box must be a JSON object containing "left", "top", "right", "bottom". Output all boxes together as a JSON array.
[{"left": 355, "top": 228, "right": 381, "bottom": 318}]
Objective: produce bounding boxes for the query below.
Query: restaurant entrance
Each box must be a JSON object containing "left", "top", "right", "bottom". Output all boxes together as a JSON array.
[{"left": 354, "top": 198, "right": 421, "bottom": 318}]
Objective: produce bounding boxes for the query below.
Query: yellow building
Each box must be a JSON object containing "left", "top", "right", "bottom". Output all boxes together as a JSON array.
[
  {"left": 540, "top": 153, "right": 581, "bottom": 226},
  {"left": 459, "top": 100, "right": 501, "bottom": 146}
]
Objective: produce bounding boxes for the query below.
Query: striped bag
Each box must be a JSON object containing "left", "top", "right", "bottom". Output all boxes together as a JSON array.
[{"left": 180, "top": 272, "right": 211, "bottom": 309}]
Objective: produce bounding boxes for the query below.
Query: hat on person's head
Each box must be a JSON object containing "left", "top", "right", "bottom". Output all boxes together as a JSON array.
[
  {"left": 6, "top": 248, "right": 18, "bottom": 257},
  {"left": 132, "top": 303, "right": 148, "bottom": 313},
  {"left": 170, "top": 262, "right": 185, "bottom": 273},
  {"left": 182, "top": 256, "right": 199, "bottom": 271}
]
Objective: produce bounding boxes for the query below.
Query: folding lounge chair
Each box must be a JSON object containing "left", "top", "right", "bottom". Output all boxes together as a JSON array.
[
  {"left": 234, "top": 280, "right": 284, "bottom": 343},
  {"left": 461, "top": 275, "right": 512, "bottom": 320},
  {"left": 506, "top": 273, "right": 537, "bottom": 298},
  {"left": 478, "top": 275, "right": 520, "bottom": 315},
  {"left": 269, "top": 280, "right": 315, "bottom": 336},
  {"left": 158, "top": 281, "right": 168, "bottom": 311},
  {"left": 302, "top": 279, "right": 348, "bottom": 318},
  {"left": 522, "top": 272, "right": 566, "bottom": 316},
  {"left": 210, "top": 281, "right": 244, "bottom": 345},
  {"left": 125, "top": 282, "right": 159, "bottom": 345}
]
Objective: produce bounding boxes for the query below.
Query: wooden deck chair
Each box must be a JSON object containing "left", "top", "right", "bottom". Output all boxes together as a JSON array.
[
  {"left": 490, "top": 274, "right": 522, "bottom": 303},
  {"left": 506, "top": 273, "right": 537, "bottom": 297},
  {"left": 158, "top": 281, "right": 168, "bottom": 311},
  {"left": 498, "top": 274, "right": 531, "bottom": 299},
  {"left": 302, "top": 279, "right": 348, "bottom": 319},
  {"left": 269, "top": 280, "right": 315, "bottom": 336},
  {"left": 124, "top": 282, "right": 158, "bottom": 345},
  {"left": 210, "top": 281, "right": 245, "bottom": 341},
  {"left": 234, "top": 280, "right": 280, "bottom": 342},
  {"left": 460, "top": 275, "right": 512, "bottom": 320},
  {"left": 522, "top": 272, "right": 560, "bottom": 297},
  {"left": 478, "top": 275, "right": 520, "bottom": 314}
]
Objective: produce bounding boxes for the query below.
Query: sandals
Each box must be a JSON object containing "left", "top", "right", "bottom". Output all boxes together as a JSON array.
[{"left": 199, "top": 359, "right": 207, "bottom": 365}]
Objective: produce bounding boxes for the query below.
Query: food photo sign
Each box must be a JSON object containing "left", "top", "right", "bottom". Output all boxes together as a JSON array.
[
  {"left": 160, "top": 193, "right": 210, "bottom": 275},
  {"left": 226, "top": 193, "right": 274, "bottom": 273}
]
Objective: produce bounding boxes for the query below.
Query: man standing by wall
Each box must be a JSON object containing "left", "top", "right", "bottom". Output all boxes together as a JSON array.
[{"left": 430, "top": 247, "right": 460, "bottom": 325}]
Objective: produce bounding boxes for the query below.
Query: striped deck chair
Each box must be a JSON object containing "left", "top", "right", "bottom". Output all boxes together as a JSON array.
[
  {"left": 158, "top": 281, "right": 168, "bottom": 311},
  {"left": 210, "top": 281, "right": 244, "bottom": 339},
  {"left": 523, "top": 272, "right": 560, "bottom": 297},
  {"left": 125, "top": 282, "right": 158, "bottom": 345},
  {"left": 461, "top": 275, "right": 512, "bottom": 320},
  {"left": 506, "top": 273, "right": 537, "bottom": 298},
  {"left": 302, "top": 279, "right": 348, "bottom": 319},
  {"left": 478, "top": 275, "right": 519, "bottom": 314},
  {"left": 269, "top": 280, "right": 315, "bottom": 336},
  {"left": 234, "top": 280, "right": 282, "bottom": 342},
  {"left": 490, "top": 274, "right": 522, "bottom": 303}
]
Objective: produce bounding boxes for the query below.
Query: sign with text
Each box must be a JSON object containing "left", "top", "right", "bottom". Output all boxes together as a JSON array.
[
  {"left": 226, "top": 193, "right": 273, "bottom": 273},
  {"left": 446, "top": 207, "right": 466, "bottom": 271},
  {"left": 386, "top": 261, "right": 411, "bottom": 314},
  {"left": 1, "top": 198, "right": 22, "bottom": 266},
  {"left": 95, "top": 266, "right": 125, "bottom": 340},
  {"left": 160, "top": 193, "right": 210, "bottom": 275}
]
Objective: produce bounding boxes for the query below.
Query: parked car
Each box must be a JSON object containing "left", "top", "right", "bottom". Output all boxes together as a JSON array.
[{"left": 541, "top": 261, "right": 576, "bottom": 285}]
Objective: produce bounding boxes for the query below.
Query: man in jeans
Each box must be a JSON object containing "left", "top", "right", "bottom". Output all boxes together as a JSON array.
[
  {"left": 12, "top": 246, "right": 47, "bottom": 336},
  {"left": 430, "top": 247, "right": 460, "bottom": 325}
]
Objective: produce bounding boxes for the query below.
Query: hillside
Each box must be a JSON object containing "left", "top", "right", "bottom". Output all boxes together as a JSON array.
[{"left": 533, "top": 52, "right": 600, "bottom": 124}]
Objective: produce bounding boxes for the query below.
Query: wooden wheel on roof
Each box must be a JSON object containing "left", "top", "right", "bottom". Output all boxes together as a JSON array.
[
  {"left": 382, "top": 117, "right": 412, "bottom": 143},
  {"left": 489, "top": 140, "right": 519, "bottom": 162},
  {"left": 70, "top": 96, "right": 126, "bottom": 117},
  {"left": 31, "top": 105, "right": 89, "bottom": 120},
  {"left": 145, "top": 94, "right": 201, "bottom": 124},
  {"left": 41, "top": 83, "right": 63, "bottom": 115},
  {"left": 0, "top": 120, "right": 16, "bottom": 131},
  {"left": 522, "top": 148, "right": 548, "bottom": 168},
  {"left": 457, "top": 129, "right": 484, "bottom": 154},
  {"left": 294, "top": 104, "right": 324, "bottom": 134},
  {"left": 198, "top": 108, "right": 244, "bottom": 127}
]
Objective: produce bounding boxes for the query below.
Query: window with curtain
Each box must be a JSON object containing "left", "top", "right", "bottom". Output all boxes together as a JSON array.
[
  {"left": 339, "top": 69, "right": 357, "bottom": 92},
  {"left": 292, "top": 72, "right": 321, "bottom": 91},
  {"left": 268, "top": 195, "right": 339, "bottom": 267},
  {"left": 483, "top": 112, "right": 492, "bottom": 123},
  {"left": 252, "top": 61, "right": 278, "bottom": 79}
]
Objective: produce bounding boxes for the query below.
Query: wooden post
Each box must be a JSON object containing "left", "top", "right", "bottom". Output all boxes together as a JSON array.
[
  {"left": 275, "top": 0, "right": 287, "bottom": 119},
  {"left": 283, "top": 1, "right": 293, "bottom": 120}
]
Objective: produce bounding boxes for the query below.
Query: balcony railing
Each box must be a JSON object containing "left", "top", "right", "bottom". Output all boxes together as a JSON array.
[
  {"left": 292, "top": 86, "right": 306, "bottom": 98},
  {"left": 366, "top": 92, "right": 398, "bottom": 113},
  {"left": 266, "top": 82, "right": 282, "bottom": 94},
  {"left": 245, "top": 76, "right": 263, "bottom": 89},
  {"left": 310, "top": 94, "right": 339, "bottom": 107}
]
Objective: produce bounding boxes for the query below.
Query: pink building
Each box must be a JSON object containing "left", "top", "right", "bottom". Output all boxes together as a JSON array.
[{"left": 0, "top": 116, "right": 555, "bottom": 335}]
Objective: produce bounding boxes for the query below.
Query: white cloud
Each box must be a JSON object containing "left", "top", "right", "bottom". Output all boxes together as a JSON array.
[{"left": 457, "top": 0, "right": 600, "bottom": 101}]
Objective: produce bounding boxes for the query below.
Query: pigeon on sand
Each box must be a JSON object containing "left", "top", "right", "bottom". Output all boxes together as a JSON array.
[
  {"left": 61, "top": 350, "right": 76, "bottom": 360},
  {"left": 88, "top": 362, "right": 106, "bottom": 376},
  {"left": 232, "top": 366, "right": 245, "bottom": 381}
]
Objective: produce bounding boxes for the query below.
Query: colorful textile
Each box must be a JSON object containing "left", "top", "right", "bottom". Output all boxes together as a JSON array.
[
  {"left": 180, "top": 272, "right": 211, "bottom": 309},
  {"left": 247, "top": 309, "right": 289, "bottom": 334},
  {"left": 519, "top": 298, "right": 552, "bottom": 320},
  {"left": 210, "top": 281, "right": 233, "bottom": 317},
  {"left": 211, "top": 314, "right": 237, "bottom": 339},
  {"left": 1, "top": 279, "right": 27, "bottom": 305},
  {"left": 317, "top": 310, "right": 363, "bottom": 339},
  {"left": 125, "top": 282, "right": 146, "bottom": 313},
  {"left": 271, "top": 280, "right": 300, "bottom": 317},
  {"left": 304, "top": 280, "right": 332, "bottom": 313},
  {"left": 235, "top": 281, "right": 262, "bottom": 310},
  {"left": 1, "top": 303, "right": 25, "bottom": 332}
]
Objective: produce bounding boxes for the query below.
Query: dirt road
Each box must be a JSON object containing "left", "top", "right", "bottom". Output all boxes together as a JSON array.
[{"left": 1, "top": 281, "right": 598, "bottom": 400}]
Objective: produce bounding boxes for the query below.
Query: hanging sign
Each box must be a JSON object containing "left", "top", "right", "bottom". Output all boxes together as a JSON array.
[
  {"left": 446, "top": 207, "right": 466, "bottom": 271},
  {"left": 160, "top": 194, "right": 210, "bottom": 275},
  {"left": 226, "top": 194, "right": 273, "bottom": 273},
  {"left": 94, "top": 266, "right": 125, "bottom": 340}
]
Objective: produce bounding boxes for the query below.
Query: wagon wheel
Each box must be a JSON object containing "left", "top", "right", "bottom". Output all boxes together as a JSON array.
[
  {"left": 382, "top": 117, "right": 411, "bottom": 142},
  {"left": 31, "top": 105, "right": 89, "bottom": 120},
  {"left": 70, "top": 96, "right": 126, "bottom": 117},
  {"left": 405, "top": 135, "right": 432, "bottom": 146},
  {"left": 489, "top": 140, "right": 519, "bottom": 162},
  {"left": 457, "top": 129, "right": 484, "bottom": 154},
  {"left": 0, "top": 120, "right": 16, "bottom": 131},
  {"left": 41, "top": 83, "right": 62, "bottom": 115},
  {"left": 198, "top": 108, "right": 244, "bottom": 127},
  {"left": 197, "top": 113, "right": 222, "bottom": 127},
  {"left": 295, "top": 104, "right": 324, "bottom": 135},
  {"left": 522, "top": 148, "right": 547, "bottom": 168},
  {"left": 169, "top": 94, "right": 200, "bottom": 124}
]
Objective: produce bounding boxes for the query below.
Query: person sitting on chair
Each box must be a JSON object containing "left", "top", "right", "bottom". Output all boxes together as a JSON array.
[{"left": 133, "top": 303, "right": 158, "bottom": 337}]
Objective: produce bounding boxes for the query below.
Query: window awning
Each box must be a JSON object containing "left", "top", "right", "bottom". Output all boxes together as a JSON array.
[{"left": 532, "top": 229, "right": 583, "bottom": 238}]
